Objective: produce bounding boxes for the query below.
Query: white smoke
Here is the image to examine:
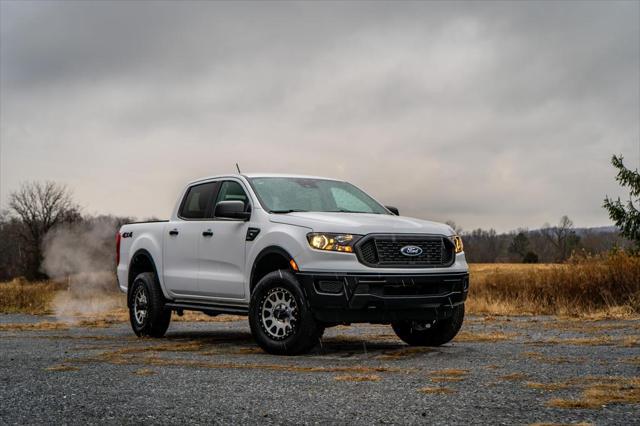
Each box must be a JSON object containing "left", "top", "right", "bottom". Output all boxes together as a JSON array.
[{"left": 42, "top": 217, "right": 125, "bottom": 321}]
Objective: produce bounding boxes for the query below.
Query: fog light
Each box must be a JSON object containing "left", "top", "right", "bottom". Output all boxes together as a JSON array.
[{"left": 317, "top": 280, "right": 343, "bottom": 294}]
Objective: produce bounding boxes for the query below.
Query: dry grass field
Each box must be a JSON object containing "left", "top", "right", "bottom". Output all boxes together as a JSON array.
[
  {"left": 468, "top": 252, "right": 640, "bottom": 318},
  {"left": 1, "top": 252, "right": 639, "bottom": 319}
]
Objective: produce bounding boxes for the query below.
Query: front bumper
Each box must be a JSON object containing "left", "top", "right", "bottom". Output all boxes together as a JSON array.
[{"left": 296, "top": 271, "right": 469, "bottom": 324}]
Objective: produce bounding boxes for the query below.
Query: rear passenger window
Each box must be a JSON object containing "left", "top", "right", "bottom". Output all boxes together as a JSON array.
[
  {"left": 215, "top": 181, "right": 250, "bottom": 211},
  {"left": 180, "top": 182, "right": 217, "bottom": 219}
]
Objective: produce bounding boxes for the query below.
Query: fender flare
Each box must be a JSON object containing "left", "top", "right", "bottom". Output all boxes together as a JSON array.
[
  {"left": 249, "top": 245, "right": 295, "bottom": 293},
  {"left": 127, "top": 248, "right": 161, "bottom": 304}
]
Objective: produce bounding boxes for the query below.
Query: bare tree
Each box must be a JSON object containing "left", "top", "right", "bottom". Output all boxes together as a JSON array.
[
  {"left": 445, "top": 220, "right": 463, "bottom": 235},
  {"left": 8, "top": 181, "right": 80, "bottom": 279},
  {"left": 540, "top": 216, "right": 581, "bottom": 262}
]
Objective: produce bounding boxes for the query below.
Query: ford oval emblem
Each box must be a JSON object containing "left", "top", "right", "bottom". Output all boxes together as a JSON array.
[{"left": 400, "top": 245, "right": 423, "bottom": 257}]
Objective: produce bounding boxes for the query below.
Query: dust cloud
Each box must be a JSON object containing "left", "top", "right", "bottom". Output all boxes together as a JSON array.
[{"left": 42, "top": 217, "right": 125, "bottom": 321}]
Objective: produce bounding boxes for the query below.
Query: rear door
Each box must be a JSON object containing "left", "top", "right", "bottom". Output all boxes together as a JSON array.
[
  {"left": 197, "top": 179, "right": 250, "bottom": 300},
  {"left": 163, "top": 181, "right": 219, "bottom": 297}
]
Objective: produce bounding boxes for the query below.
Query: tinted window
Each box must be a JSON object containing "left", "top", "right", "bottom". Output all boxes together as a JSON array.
[
  {"left": 214, "top": 181, "right": 250, "bottom": 211},
  {"left": 180, "top": 182, "right": 217, "bottom": 219},
  {"left": 249, "top": 177, "right": 389, "bottom": 214}
]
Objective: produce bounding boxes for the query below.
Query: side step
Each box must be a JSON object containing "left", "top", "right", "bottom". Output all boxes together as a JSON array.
[{"left": 165, "top": 302, "right": 248, "bottom": 316}]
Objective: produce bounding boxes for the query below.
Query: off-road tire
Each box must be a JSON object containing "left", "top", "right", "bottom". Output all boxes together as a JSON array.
[
  {"left": 249, "top": 270, "right": 323, "bottom": 355},
  {"left": 392, "top": 304, "right": 465, "bottom": 346},
  {"left": 129, "top": 272, "right": 171, "bottom": 338}
]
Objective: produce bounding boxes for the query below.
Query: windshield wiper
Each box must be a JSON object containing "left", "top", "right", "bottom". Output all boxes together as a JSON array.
[
  {"left": 327, "top": 209, "right": 378, "bottom": 214},
  {"left": 270, "top": 209, "right": 309, "bottom": 214}
]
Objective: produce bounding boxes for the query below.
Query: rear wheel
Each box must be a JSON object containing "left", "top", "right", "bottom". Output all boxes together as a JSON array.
[
  {"left": 129, "top": 272, "right": 171, "bottom": 338},
  {"left": 392, "top": 304, "right": 465, "bottom": 346},
  {"left": 249, "top": 270, "right": 323, "bottom": 355}
]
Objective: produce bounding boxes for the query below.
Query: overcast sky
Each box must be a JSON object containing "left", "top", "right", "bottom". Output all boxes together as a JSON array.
[{"left": 1, "top": 0, "right": 638, "bottom": 232}]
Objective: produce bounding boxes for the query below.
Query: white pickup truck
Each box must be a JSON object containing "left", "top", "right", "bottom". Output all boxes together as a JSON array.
[{"left": 116, "top": 174, "right": 469, "bottom": 355}]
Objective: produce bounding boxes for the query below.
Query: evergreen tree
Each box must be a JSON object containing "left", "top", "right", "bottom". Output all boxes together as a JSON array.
[{"left": 603, "top": 155, "right": 640, "bottom": 247}]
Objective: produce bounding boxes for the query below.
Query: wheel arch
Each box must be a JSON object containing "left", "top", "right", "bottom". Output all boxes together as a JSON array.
[
  {"left": 127, "top": 249, "right": 162, "bottom": 305},
  {"left": 249, "top": 245, "right": 297, "bottom": 294}
]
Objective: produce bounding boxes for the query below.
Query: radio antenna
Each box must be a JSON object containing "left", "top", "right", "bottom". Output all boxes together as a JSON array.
[{"left": 235, "top": 163, "right": 242, "bottom": 174}]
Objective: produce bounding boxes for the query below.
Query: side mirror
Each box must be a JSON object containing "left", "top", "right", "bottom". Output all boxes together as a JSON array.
[
  {"left": 214, "top": 201, "right": 250, "bottom": 221},
  {"left": 385, "top": 206, "right": 399, "bottom": 216}
]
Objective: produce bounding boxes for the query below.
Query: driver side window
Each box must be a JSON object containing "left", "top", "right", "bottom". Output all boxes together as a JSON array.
[{"left": 215, "top": 181, "right": 250, "bottom": 212}]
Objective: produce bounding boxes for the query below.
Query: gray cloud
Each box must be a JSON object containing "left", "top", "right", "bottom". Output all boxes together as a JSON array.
[{"left": 1, "top": 0, "right": 638, "bottom": 231}]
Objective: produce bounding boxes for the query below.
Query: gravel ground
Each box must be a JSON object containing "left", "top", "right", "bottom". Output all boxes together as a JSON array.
[{"left": 1, "top": 314, "right": 638, "bottom": 425}]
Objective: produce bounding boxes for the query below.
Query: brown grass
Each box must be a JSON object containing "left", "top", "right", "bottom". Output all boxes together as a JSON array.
[
  {"left": 548, "top": 377, "right": 640, "bottom": 409},
  {"left": 430, "top": 376, "right": 465, "bottom": 383},
  {"left": 0, "top": 322, "right": 70, "bottom": 331},
  {"left": 428, "top": 368, "right": 469, "bottom": 377},
  {"left": 467, "top": 252, "right": 640, "bottom": 317},
  {"left": 418, "top": 386, "right": 457, "bottom": 394},
  {"left": 44, "top": 364, "right": 80, "bottom": 372},
  {"left": 500, "top": 372, "right": 528, "bottom": 381},
  {"left": 454, "top": 330, "right": 516, "bottom": 342},
  {"left": 133, "top": 368, "right": 156, "bottom": 376},
  {"left": 529, "top": 335, "right": 637, "bottom": 347},
  {"left": 3, "top": 252, "right": 639, "bottom": 319},
  {"left": 335, "top": 374, "right": 381, "bottom": 382},
  {"left": 374, "top": 347, "right": 432, "bottom": 360},
  {"left": 623, "top": 356, "right": 640, "bottom": 366},
  {"left": 69, "top": 344, "right": 408, "bottom": 375},
  {"left": 521, "top": 351, "right": 585, "bottom": 364},
  {"left": 0, "top": 278, "right": 64, "bottom": 314},
  {"left": 526, "top": 382, "right": 570, "bottom": 391}
]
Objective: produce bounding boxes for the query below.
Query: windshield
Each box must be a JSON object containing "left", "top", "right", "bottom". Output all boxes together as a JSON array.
[{"left": 249, "top": 177, "right": 390, "bottom": 214}]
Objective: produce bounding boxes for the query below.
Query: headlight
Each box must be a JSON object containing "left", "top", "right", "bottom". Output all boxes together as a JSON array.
[
  {"left": 449, "top": 235, "right": 464, "bottom": 253},
  {"left": 307, "top": 233, "right": 362, "bottom": 253}
]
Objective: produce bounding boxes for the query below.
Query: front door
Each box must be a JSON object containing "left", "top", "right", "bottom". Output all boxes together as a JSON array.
[
  {"left": 163, "top": 181, "right": 218, "bottom": 297},
  {"left": 198, "top": 180, "right": 250, "bottom": 300}
]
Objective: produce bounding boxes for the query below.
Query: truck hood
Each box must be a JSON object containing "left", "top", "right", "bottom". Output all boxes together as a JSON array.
[{"left": 269, "top": 212, "right": 454, "bottom": 236}]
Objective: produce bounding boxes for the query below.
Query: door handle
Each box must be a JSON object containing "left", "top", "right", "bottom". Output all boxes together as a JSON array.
[
  {"left": 169, "top": 229, "right": 179, "bottom": 236},
  {"left": 202, "top": 229, "right": 214, "bottom": 237}
]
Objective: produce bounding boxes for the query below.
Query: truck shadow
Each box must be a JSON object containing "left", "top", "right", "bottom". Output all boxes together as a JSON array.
[{"left": 163, "top": 329, "right": 437, "bottom": 358}]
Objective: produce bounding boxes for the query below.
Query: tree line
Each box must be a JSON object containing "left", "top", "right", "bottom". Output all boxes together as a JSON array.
[
  {"left": 450, "top": 216, "right": 631, "bottom": 264},
  {"left": 0, "top": 153, "right": 638, "bottom": 281}
]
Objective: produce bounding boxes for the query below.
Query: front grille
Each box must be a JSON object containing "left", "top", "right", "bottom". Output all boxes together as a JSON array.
[{"left": 355, "top": 235, "right": 455, "bottom": 268}]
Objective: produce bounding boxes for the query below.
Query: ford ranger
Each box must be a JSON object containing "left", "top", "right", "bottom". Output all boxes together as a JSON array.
[{"left": 116, "top": 174, "right": 469, "bottom": 355}]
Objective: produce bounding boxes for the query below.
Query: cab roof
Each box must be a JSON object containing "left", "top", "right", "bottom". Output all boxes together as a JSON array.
[{"left": 188, "top": 173, "right": 341, "bottom": 185}]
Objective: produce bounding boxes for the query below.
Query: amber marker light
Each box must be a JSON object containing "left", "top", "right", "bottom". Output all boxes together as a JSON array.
[{"left": 289, "top": 258, "right": 299, "bottom": 271}]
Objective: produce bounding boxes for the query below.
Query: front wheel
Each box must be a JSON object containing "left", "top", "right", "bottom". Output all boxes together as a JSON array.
[
  {"left": 249, "top": 270, "right": 323, "bottom": 355},
  {"left": 129, "top": 272, "right": 171, "bottom": 338},
  {"left": 392, "top": 304, "right": 465, "bottom": 346}
]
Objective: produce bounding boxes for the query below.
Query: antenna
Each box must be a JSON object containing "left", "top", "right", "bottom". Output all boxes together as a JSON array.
[{"left": 235, "top": 163, "right": 242, "bottom": 174}]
